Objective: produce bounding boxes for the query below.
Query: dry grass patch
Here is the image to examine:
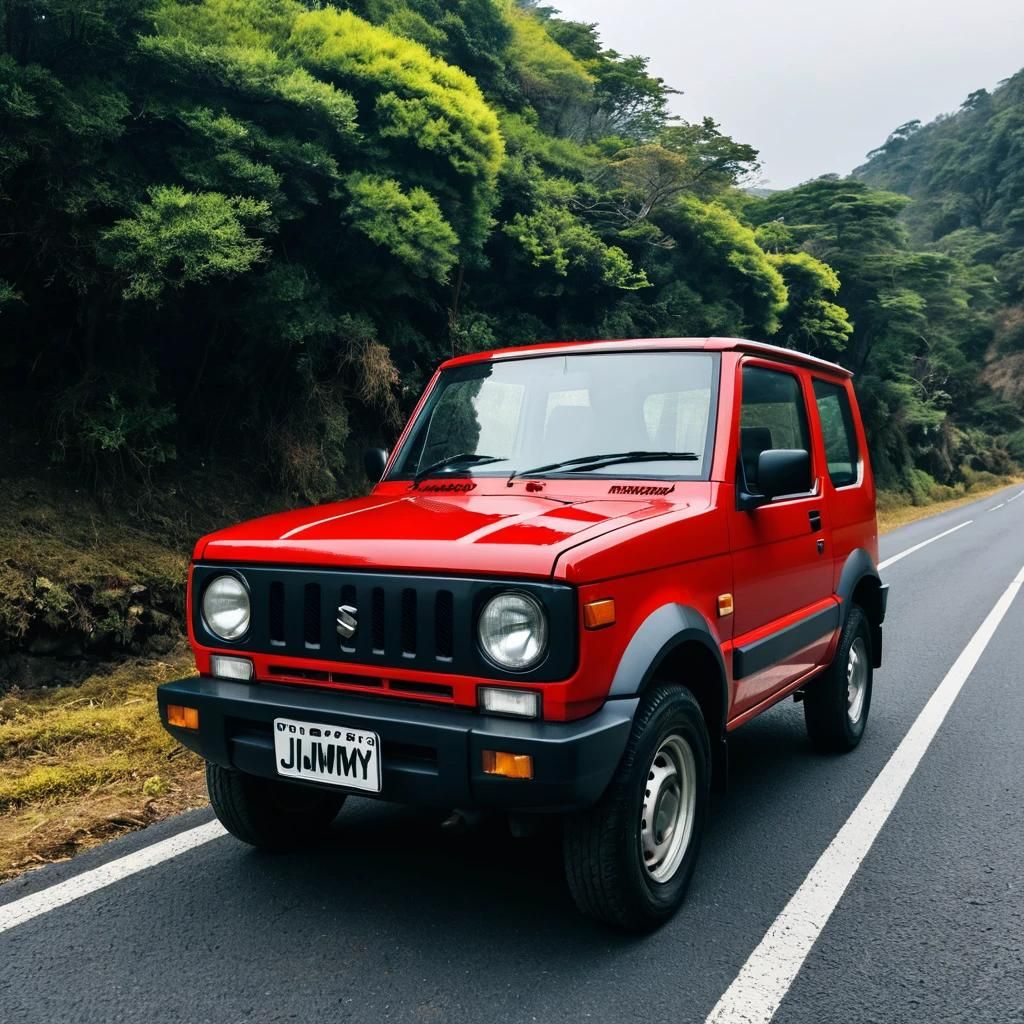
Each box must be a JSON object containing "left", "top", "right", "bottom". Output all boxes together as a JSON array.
[
  {"left": 0, "top": 647, "right": 206, "bottom": 880},
  {"left": 878, "top": 477, "right": 1023, "bottom": 533}
]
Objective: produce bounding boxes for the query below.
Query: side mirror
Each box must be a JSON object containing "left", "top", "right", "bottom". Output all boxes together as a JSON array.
[
  {"left": 757, "top": 448, "right": 810, "bottom": 501},
  {"left": 364, "top": 447, "right": 389, "bottom": 482}
]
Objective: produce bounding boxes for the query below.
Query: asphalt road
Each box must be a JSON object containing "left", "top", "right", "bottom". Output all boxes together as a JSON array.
[{"left": 2, "top": 486, "right": 1023, "bottom": 1024}]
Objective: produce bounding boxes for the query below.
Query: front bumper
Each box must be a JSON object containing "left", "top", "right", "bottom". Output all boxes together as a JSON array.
[{"left": 157, "top": 676, "right": 637, "bottom": 813}]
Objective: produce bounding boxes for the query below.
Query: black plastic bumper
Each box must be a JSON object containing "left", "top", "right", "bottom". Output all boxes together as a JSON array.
[{"left": 157, "top": 677, "right": 638, "bottom": 812}]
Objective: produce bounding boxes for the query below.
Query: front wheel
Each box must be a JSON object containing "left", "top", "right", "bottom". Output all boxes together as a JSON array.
[
  {"left": 206, "top": 763, "right": 345, "bottom": 851},
  {"left": 804, "top": 604, "right": 873, "bottom": 752},
  {"left": 562, "top": 685, "right": 711, "bottom": 931}
]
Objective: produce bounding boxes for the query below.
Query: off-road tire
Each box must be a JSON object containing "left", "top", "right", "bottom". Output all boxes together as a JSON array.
[
  {"left": 804, "top": 604, "right": 873, "bottom": 753},
  {"left": 562, "top": 684, "right": 711, "bottom": 931},
  {"left": 206, "top": 763, "right": 345, "bottom": 850}
]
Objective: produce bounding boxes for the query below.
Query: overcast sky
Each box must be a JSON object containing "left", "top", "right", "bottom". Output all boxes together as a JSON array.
[{"left": 548, "top": 0, "right": 1024, "bottom": 188}]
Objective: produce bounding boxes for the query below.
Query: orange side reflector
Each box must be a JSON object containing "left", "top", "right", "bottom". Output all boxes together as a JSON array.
[
  {"left": 482, "top": 750, "right": 534, "bottom": 780},
  {"left": 717, "top": 593, "right": 734, "bottom": 617},
  {"left": 167, "top": 704, "right": 200, "bottom": 730},
  {"left": 583, "top": 599, "right": 616, "bottom": 630}
]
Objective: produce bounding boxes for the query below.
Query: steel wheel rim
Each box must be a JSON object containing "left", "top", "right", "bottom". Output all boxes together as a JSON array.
[
  {"left": 847, "top": 636, "right": 869, "bottom": 724},
  {"left": 640, "top": 734, "right": 697, "bottom": 883}
]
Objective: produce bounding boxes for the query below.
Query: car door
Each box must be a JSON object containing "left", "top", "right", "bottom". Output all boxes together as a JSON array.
[
  {"left": 728, "top": 360, "right": 836, "bottom": 717},
  {"left": 810, "top": 375, "right": 877, "bottom": 587}
]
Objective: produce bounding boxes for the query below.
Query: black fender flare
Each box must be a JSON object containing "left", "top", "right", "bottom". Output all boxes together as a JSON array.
[
  {"left": 608, "top": 603, "right": 730, "bottom": 790},
  {"left": 837, "top": 547, "right": 888, "bottom": 665},
  {"left": 609, "top": 603, "right": 728, "bottom": 728}
]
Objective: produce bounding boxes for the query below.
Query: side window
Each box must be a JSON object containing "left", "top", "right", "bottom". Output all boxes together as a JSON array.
[
  {"left": 739, "top": 365, "right": 812, "bottom": 493},
  {"left": 813, "top": 379, "right": 860, "bottom": 487}
]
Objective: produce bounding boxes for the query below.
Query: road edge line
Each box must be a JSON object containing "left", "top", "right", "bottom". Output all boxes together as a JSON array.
[
  {"left": 0, "top": 820, "right": 227, "bottom": 936},
  {"left": 705, "top": 562, "right": 1024, "bottom": 1024},
  {"left": 878, "top": 519, "right": 972, "bottom": 571}
]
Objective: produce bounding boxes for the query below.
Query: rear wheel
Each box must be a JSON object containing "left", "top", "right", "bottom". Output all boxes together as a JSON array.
[
  {"left": 206, "top": 763, "right": 345, "bottom": 850},
  {"left": 804, "top": 604, "right": 873, "bottom": 752},
  {"left": 562, "top": 685, "right": 710, "bottom": 931}
]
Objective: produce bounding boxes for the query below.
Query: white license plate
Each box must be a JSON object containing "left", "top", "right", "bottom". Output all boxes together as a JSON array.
[{"left": 273, "top": 717, "right": 381, "bottom": 793}]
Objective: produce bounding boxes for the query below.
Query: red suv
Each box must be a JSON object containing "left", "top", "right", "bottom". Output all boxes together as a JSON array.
[{"left": 158, "top": 337, "right": 887, "bottom": 929}]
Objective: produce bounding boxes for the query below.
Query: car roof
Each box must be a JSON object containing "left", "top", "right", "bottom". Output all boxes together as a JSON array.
[{"left": 440, "top": 337, "right": 853, "bottom": 378}]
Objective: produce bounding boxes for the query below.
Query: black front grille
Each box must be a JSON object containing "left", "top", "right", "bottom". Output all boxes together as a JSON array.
[
  {"left": 269, "top": 581, "right": 285, "bottom": 645},
  {"left": 192, "top": 564, "right": 577, "bottom": 682},
  {"left": 371, "top": 587, "right": 386, "bottom": 653},
  {"left": 400, "top": 589, "right": 417, "bottom": 657},
  {"left": 435, "top": 590, "right": 454, "bottom": 661},
  {"left": 303, "top": 583, "right": 321, "bottom": 649}
]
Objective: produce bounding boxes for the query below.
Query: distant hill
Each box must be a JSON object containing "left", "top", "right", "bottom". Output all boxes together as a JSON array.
[
  {"left": 855, "top": 70, "right": 1024, "bottom": 354},
  {"left": 855, "top": 69, "right": 1024, "bottom": 461}
]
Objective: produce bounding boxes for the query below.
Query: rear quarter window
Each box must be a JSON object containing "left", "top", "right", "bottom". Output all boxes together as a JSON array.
[{"left": 813, "top": 380, "right": 860, "bottom": 487}]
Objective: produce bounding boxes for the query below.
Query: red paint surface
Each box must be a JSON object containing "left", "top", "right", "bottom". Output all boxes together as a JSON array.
[{"left": 189, "top": 338, "right": 877, "bottom": 726}]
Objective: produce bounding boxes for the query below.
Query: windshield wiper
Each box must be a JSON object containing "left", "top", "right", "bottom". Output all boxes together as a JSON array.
[
  {"left": 509, "top": 451, "right": 699, "bottom": 484},
  {"left": 413, "top": 453, "right": 508, "bottom": 486}
]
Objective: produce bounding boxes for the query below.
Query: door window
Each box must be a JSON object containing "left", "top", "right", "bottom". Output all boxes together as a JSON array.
[
  {"left": 813, "top": 380, "right": 860, "bottom": 487},
  {"left": 739, "top": 365, "right": 812, "bottom": 494}
]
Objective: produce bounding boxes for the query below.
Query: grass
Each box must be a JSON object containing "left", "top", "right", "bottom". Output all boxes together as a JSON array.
[
  {"left": 877, "top": 476, "right": 1023, "bottom": 533},
  {"left": 0, "top": 647, "right": 206, "bottom": 881}
]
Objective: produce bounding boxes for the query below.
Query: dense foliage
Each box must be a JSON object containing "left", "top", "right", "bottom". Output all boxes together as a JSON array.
[
  {"left": 855, "top": 70, "right": 1024, "bottom": 472},
  {"left": 0, "top": 0, "right": 1017, "bottom": 501}
]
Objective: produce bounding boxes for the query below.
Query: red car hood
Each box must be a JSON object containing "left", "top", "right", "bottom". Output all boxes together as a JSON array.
[{"left": 196, "top": 492, "right": 682, "bottom": 579}]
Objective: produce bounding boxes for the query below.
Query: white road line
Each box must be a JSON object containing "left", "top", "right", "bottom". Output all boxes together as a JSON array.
[
  {"left": 706, "top": 562, "right": 1024, "bottom": 1024},
  {"left": 1008, "top": 490, "right": 1024, "bottom": 503},
  {"left": 0, "top": 820, "right": 226, "bottom": 936},
  {"left": 990, "top": 503, "right": 1006, "bottom": 511},
  {"left": 877, "top": 520, "right": 972, "bottom": 571}
]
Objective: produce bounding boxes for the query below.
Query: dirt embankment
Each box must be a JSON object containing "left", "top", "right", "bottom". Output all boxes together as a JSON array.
[
  {"left": 0, "top": 481, "right": 189, "bottom": 690},
  {"left": 0, "top": 460, "right": 290, "bottom": 691}
]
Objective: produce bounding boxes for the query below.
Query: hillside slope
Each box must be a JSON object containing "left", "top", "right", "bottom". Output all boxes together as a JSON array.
[
  {"left": 0, "top": 0, "right": 1013, "bottom": 508},
  {"left": 855, "top": 69, "right": 1024, "bottom": 461}
]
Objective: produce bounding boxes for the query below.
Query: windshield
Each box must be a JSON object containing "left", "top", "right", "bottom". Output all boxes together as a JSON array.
[{"left": 389, "top": 351, "right": 718, "bottom": 481}]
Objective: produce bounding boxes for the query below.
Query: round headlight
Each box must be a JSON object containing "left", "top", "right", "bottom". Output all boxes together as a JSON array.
[
  {"left": 478, "top": 592, "right": 548, "bottom": 671},
  {"left": 201, "top": 575, "right": 250, "bottom": 641}
]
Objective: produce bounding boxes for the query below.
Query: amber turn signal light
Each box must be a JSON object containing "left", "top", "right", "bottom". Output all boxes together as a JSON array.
[
  {"left": 482, "top": 750, "right": 534, "bottom": 780},
  {"left": 583, "top": 599, "right": 616, "bottom": 630},
  {"left": 166, "top": 704, "right": 199, "bottom": 730}
]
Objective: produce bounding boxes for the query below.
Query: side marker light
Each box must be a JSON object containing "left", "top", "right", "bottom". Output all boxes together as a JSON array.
[{"left": 583, "top": 599, "right": 616, "bottom": 630}]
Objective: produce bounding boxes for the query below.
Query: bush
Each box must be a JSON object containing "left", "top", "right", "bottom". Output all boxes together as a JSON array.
[
  {"left": 961, "top": 465, "right": 1003, "bottom": 493},
  {"left": 1005, "top": 428, "right": 1024, "bottom": 464},
  {"left": 907, "top": 468, "right": 939, "bottom": 506}
]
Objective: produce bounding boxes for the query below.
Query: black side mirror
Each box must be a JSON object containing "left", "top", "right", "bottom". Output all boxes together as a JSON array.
[
  {"left": 757, "top": 448, "right": 810, "bottom": 501},
  {"left": 364, "top": 447, "right": 389, "bottom": 481}
]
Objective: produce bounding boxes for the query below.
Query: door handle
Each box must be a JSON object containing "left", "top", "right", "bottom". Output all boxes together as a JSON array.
[{"left": 808, "top": 509, "right": 822, "bottom": 532}]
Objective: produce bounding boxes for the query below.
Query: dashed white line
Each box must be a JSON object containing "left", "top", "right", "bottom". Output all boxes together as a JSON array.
[
  {"left": 877, "top": 520, "right": 972, "bottom": 572},
  {"left": 0, "top": 820, "right": 226, "bottom": 935},
  {"left": 1007, "top": 490, "right": 1024, "bottom": 503},
  {"left": 705, "top": 562, "right": 1024, "bottom": 1024},
  {"left": 990, "top": 503, "right": 1006, "bottom": 511}
]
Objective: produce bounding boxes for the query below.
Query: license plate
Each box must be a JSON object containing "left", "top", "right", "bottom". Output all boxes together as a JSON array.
[{"left": 273, "top": 717, "right": 382, "bottom": 793}]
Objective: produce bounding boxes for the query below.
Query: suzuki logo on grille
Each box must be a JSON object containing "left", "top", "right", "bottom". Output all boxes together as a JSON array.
[{"left": 336, "top": 604, "right": 358, "bottom": 640}]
